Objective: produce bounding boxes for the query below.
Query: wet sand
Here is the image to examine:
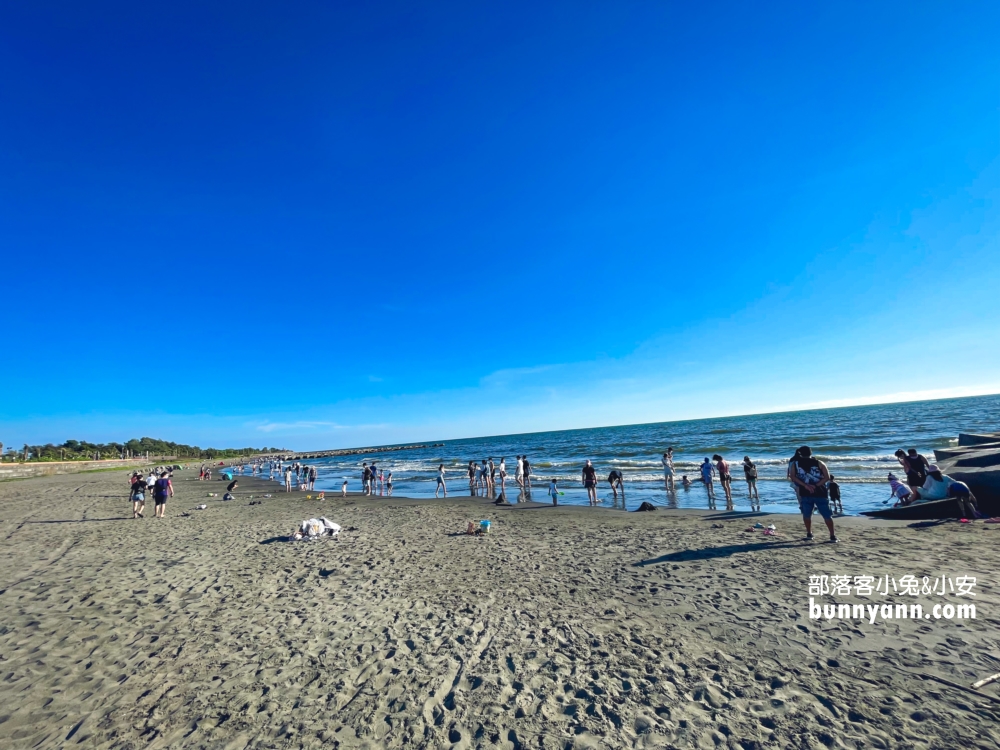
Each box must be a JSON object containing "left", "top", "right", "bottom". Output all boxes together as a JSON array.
[{"left": 1, "top": 468, "right": 999, "bottom": 749}]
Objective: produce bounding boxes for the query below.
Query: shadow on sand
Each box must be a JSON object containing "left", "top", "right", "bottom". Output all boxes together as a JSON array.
[
  {"left": 258, "top": 535, "right": 289, "bottom": 545},
  {"left": 701, "top": 510, "right": 770, "bottom": 521},
  {"left": 634, "top": 540, "right": 806, "bottom": 566},
  {"left": 27, "top": 517, "right": 125, "bottom": 524}
]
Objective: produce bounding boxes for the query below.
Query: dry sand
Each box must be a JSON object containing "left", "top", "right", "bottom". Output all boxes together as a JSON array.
[{"left": 1, "top": 468, "right": 999, "bottom": 749}]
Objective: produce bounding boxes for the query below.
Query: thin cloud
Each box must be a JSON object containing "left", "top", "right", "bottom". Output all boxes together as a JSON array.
[
  {"left": 255, "top": 420, "right": 392, "bottom": 433},
  {"left": 479, "top": 364, "right": 558, "bottom": 388},
  {"left": 784, "top": 384, "right": 1000, "bottom": 412}
]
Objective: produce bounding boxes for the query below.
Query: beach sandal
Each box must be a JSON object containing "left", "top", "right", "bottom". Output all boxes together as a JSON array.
[
  {"left": 744, "top": 526, "right": 755, "bottom": 532},
  {"left": 753, "top": 522, "right": 764, "bottom": 529},
  {"left": 763, "top": 528, "right": 776, "bottom": 536},
  {"left": 984, "top": 518, "right": 1000, "bottom": 524},
  {"left": 959, "top": 518, "right": 971, "bottom": 523}
]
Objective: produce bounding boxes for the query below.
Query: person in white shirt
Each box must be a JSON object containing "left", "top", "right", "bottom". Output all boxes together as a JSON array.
[
  {"left": 515, "top": 455, "right": 524, "bottom": 488},
  {"left": 910, "top": 465, "right": 954, "bottom": 503},
  {"left": 435, "top": 464, "right": 447, "bottom": 497},
  {"left": 662, "top": 447, "right": 675, "bottom": 491}
]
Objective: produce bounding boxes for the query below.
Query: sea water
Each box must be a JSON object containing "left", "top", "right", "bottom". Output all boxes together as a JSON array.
[{"left": 276, "top": 395, "right": 999, "bottom": 514}]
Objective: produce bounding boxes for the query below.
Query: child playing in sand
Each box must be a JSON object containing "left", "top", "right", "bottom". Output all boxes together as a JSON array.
[{"left": 549, "top": 478, "right": 559, "bottom": 506}]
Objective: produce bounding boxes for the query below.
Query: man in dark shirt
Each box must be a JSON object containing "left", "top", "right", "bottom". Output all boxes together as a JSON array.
[
  {"left": 905, "top": 448, "right": 929, "bottom": 488},
  {"left": 522, "top": 456, "right": 531, "bottom": 489}
]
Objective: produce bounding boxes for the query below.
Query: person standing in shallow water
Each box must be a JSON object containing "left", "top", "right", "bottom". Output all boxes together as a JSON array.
[
  {"left": 608, "top": 469, "right": 624, "bottom": 504},
  {"left": 700, "top": 458, "right": 715, "bottom": 498},
  {"left": 582, "top": 460, "right": 598, "bottom": 505},
  {"left": 828, "top": 474, "right": 843, "bottom": 515},
  {"left": 713, "top": 454, "right": 733, "bottom": 507},
  {"left": 742, "top": 456, "right": 759, "bottom": 502},
  {"left": 790, "top": 446, "right": 838, "bottom": 543},
  {"left": 435, "top": 464, "right": 447, "bottom": 497},
  {"left": 662, "top": 448, "right": 675, "bottom": 491}
]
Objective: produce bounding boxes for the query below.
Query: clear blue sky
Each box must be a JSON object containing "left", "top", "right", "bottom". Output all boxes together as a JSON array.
[{"left": 2, "top": 1, "right": 998, "bottom": 450}]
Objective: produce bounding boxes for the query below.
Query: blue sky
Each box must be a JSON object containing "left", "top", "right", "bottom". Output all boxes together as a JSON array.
[{"left": 1, "top": 1, "right": 998, "bottom": 450}]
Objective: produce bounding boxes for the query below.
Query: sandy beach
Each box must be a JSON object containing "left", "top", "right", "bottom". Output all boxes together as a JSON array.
[{"left": 1, "top": 468, "right": 999, "bottom": 749}]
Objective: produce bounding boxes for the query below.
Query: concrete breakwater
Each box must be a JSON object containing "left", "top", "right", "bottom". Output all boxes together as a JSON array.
[
  {"left": 289, "top": 443, "right": 445, "bottom": 460},
  {"left": 0, "top": 457, "right": 172, "bottom": 481},
  {"left": 936, "top": 431, "right": 1000, "bottom": 514}
]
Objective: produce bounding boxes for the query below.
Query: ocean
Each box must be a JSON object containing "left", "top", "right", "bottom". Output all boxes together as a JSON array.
[{"left": 264, "top": 394, "right": 999, "bottom": 514}]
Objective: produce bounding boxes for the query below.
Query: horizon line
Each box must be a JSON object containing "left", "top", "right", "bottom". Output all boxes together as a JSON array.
[{"left": 287, "top": 389, "right": 1000, "bottom": 454}]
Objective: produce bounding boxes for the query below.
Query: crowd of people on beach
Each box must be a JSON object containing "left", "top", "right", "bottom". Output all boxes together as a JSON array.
[
  {"left": 360, "top": 462, "right": 393, "bottom": 496},
  {"left": 133, "top": 439, "right": 986, "bottom": 540},
  {"left": 461, "top": 456, "right": 534, "bottom": 497}
]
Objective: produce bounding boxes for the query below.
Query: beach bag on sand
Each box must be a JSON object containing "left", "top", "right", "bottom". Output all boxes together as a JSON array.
[{"left": 634, "top": 502, "right": 657, "bottom": 512}]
